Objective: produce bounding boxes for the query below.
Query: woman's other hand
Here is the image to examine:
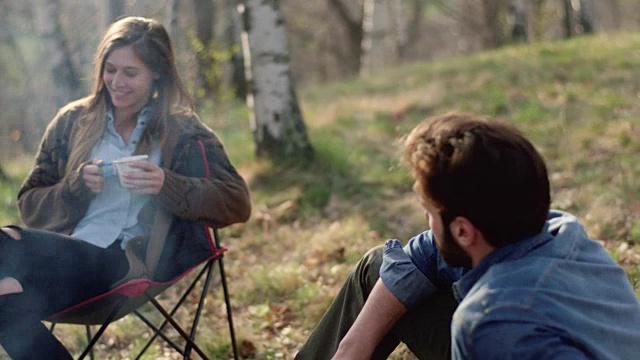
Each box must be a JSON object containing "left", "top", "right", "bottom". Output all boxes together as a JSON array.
[{"left": 122, "top": 161, "right": 165, "bottom": 194}]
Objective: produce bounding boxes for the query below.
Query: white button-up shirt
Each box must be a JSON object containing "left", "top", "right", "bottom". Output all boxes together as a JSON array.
[{"left": 72, "top": 108, "right": 161, "bottom": 249}]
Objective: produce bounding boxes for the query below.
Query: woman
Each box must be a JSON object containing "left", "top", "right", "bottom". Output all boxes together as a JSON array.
[{"left": 0, "top": 16, "right": 251, "bottom": 359}]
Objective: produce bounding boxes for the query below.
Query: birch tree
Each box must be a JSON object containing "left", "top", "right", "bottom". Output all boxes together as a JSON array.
[
  {"left": 31, "top": 0, "right": 82, "bottom": 108},
  {"left": 391, "top": 0, "right": 408, "bottom": 59},
  {"left": 239, "top": 0, "right": 314, "bottom": 161},
  {"left": 359, "top": 0, "right": 376, "bottom": 77},
  {"left": 360, "top": 0, "right": 407, "bottom": 77}
]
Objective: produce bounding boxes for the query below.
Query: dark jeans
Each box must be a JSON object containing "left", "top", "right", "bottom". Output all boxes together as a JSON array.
[
  {"left": 0, "top": 227, "right": 128, "bottom": 360},
  {"left": 296, "top": 246, "right": 457, "bottom": 360}
]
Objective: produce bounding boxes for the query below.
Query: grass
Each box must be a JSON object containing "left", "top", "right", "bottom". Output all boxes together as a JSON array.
[{"left": 0, "top": 32, "right": 639, "bottom": 359}]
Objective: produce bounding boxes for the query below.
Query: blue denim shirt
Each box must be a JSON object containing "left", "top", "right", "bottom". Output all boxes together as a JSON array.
[
  {"left": 380, "top": 210, "right": 640, "bottom": 359},
  {"left": 71, "top": 108, "right": 161, "bottom": 249}
]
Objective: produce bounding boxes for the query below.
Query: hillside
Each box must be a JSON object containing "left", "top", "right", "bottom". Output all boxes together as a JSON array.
[
  {"left": 212, "top": 31, "right": 640, "bottom": 359},
  {"left": 0, "top": 32, "right": 638, "bottom": 359}
]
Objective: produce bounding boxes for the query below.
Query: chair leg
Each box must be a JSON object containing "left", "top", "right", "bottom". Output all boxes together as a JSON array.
[
  {"left": 77, "top": 297, "right": 126, "bottom": 360},
  {"left": 145, "top": 293, "right": 209, "bottom": 359},
  {"left": 214, "top": 229, "right": 240, "bottom": 360},
  {"left": 50, "top": 322, "right": 91, "bottom": 359},
  {"left": 218, "top": 255, "right": 239, "bottom": 360},
  {"left": 84, "top": 325, "right": 94, "bottom": 360},
  {"left": 135, "top": 255, "right": 238, "bottom": 360},
  {"left": 134, "top": 264, "right": 210, "bottom": 359},
  {"left": 184, "top": 260, "right": 216, "bottom": 358},
  {"left": 134, "top": 310, "right": 185, "bottom": 353}
]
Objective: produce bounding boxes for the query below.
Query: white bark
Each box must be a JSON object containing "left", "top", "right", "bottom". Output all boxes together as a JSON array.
[
  {"left": 237, "top": 3, "right": 255, "bottom": 127},
  {"left": 360, "top": 0, "right": 400, "bottom": 77},
  {"left": 391, "top": 0, "right": 408, "bottom": 59},
  {"left": 360, "top": 0, "right": 376, "bottom": 77},
  {"left": 241, "top": 0, "right": 312, "bottom": 159}
]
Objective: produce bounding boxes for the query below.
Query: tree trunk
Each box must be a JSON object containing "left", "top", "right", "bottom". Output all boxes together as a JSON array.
[
  {"left": 562, "top": 0, "right": 575, "bottom": 38},
  {"left": 360, "top": 0, "right": 391, "bottom": 77},
  {"left": 406, "top": 0, "right": 426, "bottom": 53},
  {"left": 0, "top": 5, "right": 44, "bottom": 152},
  {"left": 327, "top": 0, "right": 363, "bottom": 76},
  {"left": 509, "top": 0, "right": 528, "bottom": 43},
  {"left": 166, "top": 0, "right": 180, "bottom": 40},
  {"left": 577, "top": 0, "right": 594, "bottom": 34},
  {"left": 227, "top": 0, "right": 247, "bottom": 100},
  {"left": 608, "top": 0, "right": 621, "bottom": 30},
  {"left": 0, "top": 2, "right": 56, "bottom": 150},
  {"left": 481, "top": 0, "right": 507, "bottom": 49},
  {"left": 100, "top": 0, "right": 125, "bottom": 32},
  {"left": 192, "top": 0, "right": 218, "bottom": 102},
  {"left": 390, "top": 0, "right": 408, "bottom": 59},
  {"left": 360, "top": 0, "right": 375, "bottom": 77},
  {"left": 31, "top": 0, "right": 83, "bottom": 108},
  {"left": 240, "top": 0, "right": 314, "bottom": 161}
]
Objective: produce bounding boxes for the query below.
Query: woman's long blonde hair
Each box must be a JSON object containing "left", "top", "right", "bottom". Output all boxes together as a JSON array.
[{"left": 66, "top": 16, "right": 193, "bottom": 174}]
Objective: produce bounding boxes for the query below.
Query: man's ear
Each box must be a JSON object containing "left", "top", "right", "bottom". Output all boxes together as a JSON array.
[{"left": 449, "top": 216, "right": 477, "bottom": 248}]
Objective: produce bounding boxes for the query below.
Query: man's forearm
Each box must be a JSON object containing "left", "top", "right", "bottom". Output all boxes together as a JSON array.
[{"left": 333, "top": 279, "right": 408, "bottom": 359}]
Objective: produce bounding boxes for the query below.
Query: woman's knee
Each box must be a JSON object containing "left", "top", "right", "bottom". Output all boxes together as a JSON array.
[
  {"left": 0, "top": 277, "right": 23, "bottom": 296},
  {"left": 1, "top": 227, "right": 21, "bottom": 240}
]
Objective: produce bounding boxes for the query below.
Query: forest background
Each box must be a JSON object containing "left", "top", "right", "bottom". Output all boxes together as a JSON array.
[{"left": 0, "top": 0, "right": 639, "bottom": 359}]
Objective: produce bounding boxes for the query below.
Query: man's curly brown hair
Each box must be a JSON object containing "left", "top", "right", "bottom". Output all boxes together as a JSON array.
[{"left": 404, "top": 112, "right": 551, "bottom": 247}]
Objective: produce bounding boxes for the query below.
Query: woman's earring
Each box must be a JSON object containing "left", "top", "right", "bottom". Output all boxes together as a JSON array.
[{"left": 151, "top": 80, "right": 160, "bottom": 99}]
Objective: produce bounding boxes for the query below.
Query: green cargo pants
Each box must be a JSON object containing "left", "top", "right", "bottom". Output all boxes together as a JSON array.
[{"left": 296, "top": 245, "right": 457, "bottom": 360}]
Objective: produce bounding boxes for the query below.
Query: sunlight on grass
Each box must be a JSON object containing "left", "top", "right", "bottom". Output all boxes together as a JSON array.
[{"left": 0, "top": 156, "right": 31, "bottom": 224}]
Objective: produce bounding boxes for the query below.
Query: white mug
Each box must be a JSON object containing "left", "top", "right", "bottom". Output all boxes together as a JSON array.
[{"left": 112, "top": 155, "right": 149, "bottom": 188}]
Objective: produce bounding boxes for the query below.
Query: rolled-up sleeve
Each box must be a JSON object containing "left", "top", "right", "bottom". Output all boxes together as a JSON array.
[
  {"left": 380, "top": 238, "right": 438, "bottom": 308},
  {"left": 380, "top": 231, "right": 465, "bottom": 308}
]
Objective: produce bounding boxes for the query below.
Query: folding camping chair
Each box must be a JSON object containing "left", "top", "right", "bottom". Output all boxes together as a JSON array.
[
  {"left": 47, "top": 140, "right": 241, "bottom": 359},
  {"left": 47, "top": 227, "right": 239, "bottom": 360}
]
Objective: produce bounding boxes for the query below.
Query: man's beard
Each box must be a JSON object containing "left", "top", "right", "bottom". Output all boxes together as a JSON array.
[{"left": 438, "top": 216, "right": 473, "bottom": 269}]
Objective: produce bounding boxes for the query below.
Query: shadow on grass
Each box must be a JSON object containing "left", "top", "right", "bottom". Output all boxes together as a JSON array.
[{"left": 245, "top": 108, "right": 434, "bottom": 238}]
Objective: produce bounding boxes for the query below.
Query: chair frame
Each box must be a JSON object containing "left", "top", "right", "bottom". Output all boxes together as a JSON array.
[{"left": 49, "top": 229, "right": 239, "bottom": 360}]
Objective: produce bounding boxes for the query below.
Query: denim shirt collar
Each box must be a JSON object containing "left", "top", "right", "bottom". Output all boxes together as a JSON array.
[
  {"left": 105, "top": 107, "right": 151, "bottom": 148},
  {"left": 452, "top": 222, "right": 553, "bottom": 301},
  {"left": 106, "top": 107, "right": 151, "bottom": 132}
]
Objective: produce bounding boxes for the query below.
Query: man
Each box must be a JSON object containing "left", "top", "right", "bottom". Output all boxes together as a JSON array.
[{"left": 296, "top": 113, "right": 640, "bottom": 359}]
